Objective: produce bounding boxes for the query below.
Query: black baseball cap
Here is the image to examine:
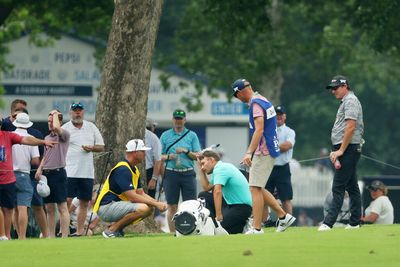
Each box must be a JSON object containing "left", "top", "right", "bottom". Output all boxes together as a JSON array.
[
  {"left": 367, "top": 180, "right": 386, "bottom": 191},
  {"left": 232, "top": 78, "right": 251, "bottom": 97},
  {"left": 326, "top": 75, "right": 349, "bottom": 89}
]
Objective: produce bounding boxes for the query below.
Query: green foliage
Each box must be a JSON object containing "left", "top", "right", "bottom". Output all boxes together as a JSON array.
[
  {"left": 354, "top": 0, "right": 400, "bottom": 53},
  {"left": 156, "top": 0, "right": 400, "bottom": 175},
  {"left": 0, "top": 0, "right": 113, "bottom": 73},
  {"left": 1, "top": 0, "right": 400, "bottom": 175}
]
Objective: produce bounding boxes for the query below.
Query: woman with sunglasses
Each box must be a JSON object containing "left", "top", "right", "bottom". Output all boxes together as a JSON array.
[{"left": 362, "top": 180, "right": 394, "bottom": 225}]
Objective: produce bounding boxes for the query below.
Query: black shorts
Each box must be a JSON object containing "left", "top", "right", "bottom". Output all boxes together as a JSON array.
[
  {"left": 221, "top": 204, "right": 252, "bottom": 234},
  {"left": 67, "top": 177, "right": 93, "bottom": 201},
  {"left": 198, "top": 191, "right": 252, "bottom": 234},
  {"left": 164, "top": 170, "right": 196, "bottom": 205},
  {"left": 43, "top": 168, "right": 67, "bottom": 204},
  {"left": 0, "top": 182, "right": 16, "bottom": 209},
  {"left": 146, "top": 168, "right": 157, "bottom": 199},
  {"left": 265, "top": 163, "right": 293, "bottom": 201}
]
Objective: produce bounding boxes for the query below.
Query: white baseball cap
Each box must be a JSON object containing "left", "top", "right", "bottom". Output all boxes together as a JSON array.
[
  {"left": 126, "top": 139, "right": 151, "bottom": 152},
  {"left": 37, "top": 175, "right": 50, "bottom": 198}
]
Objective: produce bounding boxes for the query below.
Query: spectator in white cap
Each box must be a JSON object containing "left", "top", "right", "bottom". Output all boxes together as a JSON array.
[
  {"left": 93, "top": 139, "right": 167, "bottom": 238},
  {"left": 12, "top": 112, "right": 40, "bottom": 239}
]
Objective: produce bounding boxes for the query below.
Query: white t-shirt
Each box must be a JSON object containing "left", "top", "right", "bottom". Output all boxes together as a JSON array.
[
  {"left": 62, "top": 120, "right": 104, "bottom": 179},
  {"left": 12, "top": 129, "right": 40, "bottom": 173},
  {"left": 145, "top": 129, "right": 162, "bottom": 170},
  {"left": 70, "top": 197, "right": 97, "bottom": 225},
  {"left": 365, "top": 195, "right": 394, "bottom": 224}
]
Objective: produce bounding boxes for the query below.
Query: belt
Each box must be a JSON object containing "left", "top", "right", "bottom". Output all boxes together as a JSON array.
[
  {"left": 275, "top": 163, "right": 289, "bottom": 168},
  {"left": 166, "top": 167, "right": 194, "bottom": 173},
  {"left": 42, "top": 168, "right": 64, "bottom": 174},
  {"left": 333, "top": 144, "right": 360, "bottom": 149}
]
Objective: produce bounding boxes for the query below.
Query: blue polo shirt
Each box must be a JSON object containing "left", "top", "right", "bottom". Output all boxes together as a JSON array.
[
  {"left": 100, "top": 160, "right": 141, "bottom": 205},
  {"left": 210, "top": 161, "right": 252, "bottom": 207},
  {"left": 160, "top": 128, "right": 201, "bottom": 169}
]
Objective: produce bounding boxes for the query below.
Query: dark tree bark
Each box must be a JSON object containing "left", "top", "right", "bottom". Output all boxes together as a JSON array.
[
  {"left": 0, "top": 4, "right": 14, "bottom": 26},
  {"left": 95, "top": 0, "right": 163, "bottom": 180}
]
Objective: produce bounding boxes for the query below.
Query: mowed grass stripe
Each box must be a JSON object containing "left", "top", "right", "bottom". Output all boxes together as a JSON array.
[{"left": 1, "top": 225, "right": 399, "bottom": 267}]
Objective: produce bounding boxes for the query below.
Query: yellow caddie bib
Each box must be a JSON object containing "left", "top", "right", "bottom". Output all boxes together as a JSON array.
[{"left": 93, "top": 161, "right": 140, "bottom": 213}]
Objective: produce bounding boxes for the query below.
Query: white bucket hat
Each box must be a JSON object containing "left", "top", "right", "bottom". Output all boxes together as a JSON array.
[
  {"left": 37, "top": 175, "right": 50, "bottom": 198},
  {"left": 12, "top": 113, "right": 33, "bottom": 128},
  {"left": 126, "top": 139, "right": 151, "bottom": 152}
]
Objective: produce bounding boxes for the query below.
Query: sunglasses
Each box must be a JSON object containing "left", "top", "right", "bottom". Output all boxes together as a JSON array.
[
  {"left": 71, "top": 103, "right": 84, "bottom": 109},
  {"left": 174, "top": 111, "right": 185, "bottom": 116}
]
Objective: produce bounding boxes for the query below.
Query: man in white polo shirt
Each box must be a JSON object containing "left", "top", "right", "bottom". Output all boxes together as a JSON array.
[{"left": 62, "top": 102, "right": 105, "bottom": 236}]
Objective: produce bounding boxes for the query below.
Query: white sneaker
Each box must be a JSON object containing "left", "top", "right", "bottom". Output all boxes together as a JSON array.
[
  {"left": 276, "top": 214, "right": 296, "bottom": 232},
  {"left": 318, "top": 223, "right": 332, "bottom": 231},
  {"left": 245, "top": 228, "right": 264, "bottom": 235},
  {"left": 345, "top": 224, "right": 360, "bottom": 230},
  {"left": 214, "top": 221, "right": 229, "bottom": 236},
  {"left": 242, "top": 217, "right": 253, "bottom": 234},
  {"left": 0, "top": 236, "right": 9, "bottom": 241}
]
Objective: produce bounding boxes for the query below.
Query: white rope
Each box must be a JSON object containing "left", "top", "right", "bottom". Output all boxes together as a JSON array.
[
  {"left": 297, "top": 156, "right": 329, "bottom": 163},
  {"left": 0, "top": 151, "right": 113, "bottom": 172},
  {"left": 360, "top": 154, "right": 400, "bottom": 171}
]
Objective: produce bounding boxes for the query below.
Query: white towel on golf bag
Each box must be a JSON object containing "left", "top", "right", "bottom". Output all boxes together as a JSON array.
[{"left": 173, "top": 198, "right": 228, "bottom": 237}]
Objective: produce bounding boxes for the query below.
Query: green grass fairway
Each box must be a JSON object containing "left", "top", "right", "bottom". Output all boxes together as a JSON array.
[{"left": 1, "top": 225, "right": 399, "bottom": 267}]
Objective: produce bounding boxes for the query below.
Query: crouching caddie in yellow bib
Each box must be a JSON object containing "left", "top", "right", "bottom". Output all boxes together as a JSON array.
[{"left": 94, "top": 139, "right": 167, "bottom": 238}]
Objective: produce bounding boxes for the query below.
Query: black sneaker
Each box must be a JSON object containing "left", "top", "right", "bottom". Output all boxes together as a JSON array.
[
  {"left": 262, "top": 219, "right": 276, "bottom": 228},
  {"left": 102, "top": 229, "right": 123, "bottom": 238},
  {"left": 69, "top": 232, "right": 82, "bottom": 237},
  {"left": 117, "top": 230, "right": 125, "bottom": 237}
]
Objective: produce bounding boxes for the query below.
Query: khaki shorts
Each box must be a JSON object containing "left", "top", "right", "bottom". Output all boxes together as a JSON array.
[{"left": 249, "top": 154, "right": 275, "bottom": 187}]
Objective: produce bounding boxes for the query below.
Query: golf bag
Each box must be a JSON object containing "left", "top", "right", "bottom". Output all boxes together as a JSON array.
[{"left": 173, "top": 198, "right": 228, "bottom": 237}]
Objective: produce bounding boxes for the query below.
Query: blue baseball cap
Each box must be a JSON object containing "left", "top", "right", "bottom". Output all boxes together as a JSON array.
[
  {"left": 275, "top": 105, "right": 286, "bottom": 114},
  {"left": 70, "top": 102, "right": 84, "bottom": 110},
  {"left": 232, "top": 78, "right": 250, "bottom": 97}
]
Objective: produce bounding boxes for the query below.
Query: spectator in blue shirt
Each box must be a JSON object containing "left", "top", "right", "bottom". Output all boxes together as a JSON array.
[{"left": 160, "top": 109, "right": 202, "bottom": 232}]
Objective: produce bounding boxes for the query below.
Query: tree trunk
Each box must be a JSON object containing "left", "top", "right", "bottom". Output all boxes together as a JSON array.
[
  {"left": 259, "top": 69, "right": 283, "bottom": 104},
  {"left": 95, "top": 0, "right": 163, "bottom": 180},
  {"left": 259, "top": 0, "right": 283, "bottom": 104}
]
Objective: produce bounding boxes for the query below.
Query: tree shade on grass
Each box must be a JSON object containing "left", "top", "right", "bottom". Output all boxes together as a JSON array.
[{"left": 0, "top": 225, "right": 399, "bottom": 267}]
